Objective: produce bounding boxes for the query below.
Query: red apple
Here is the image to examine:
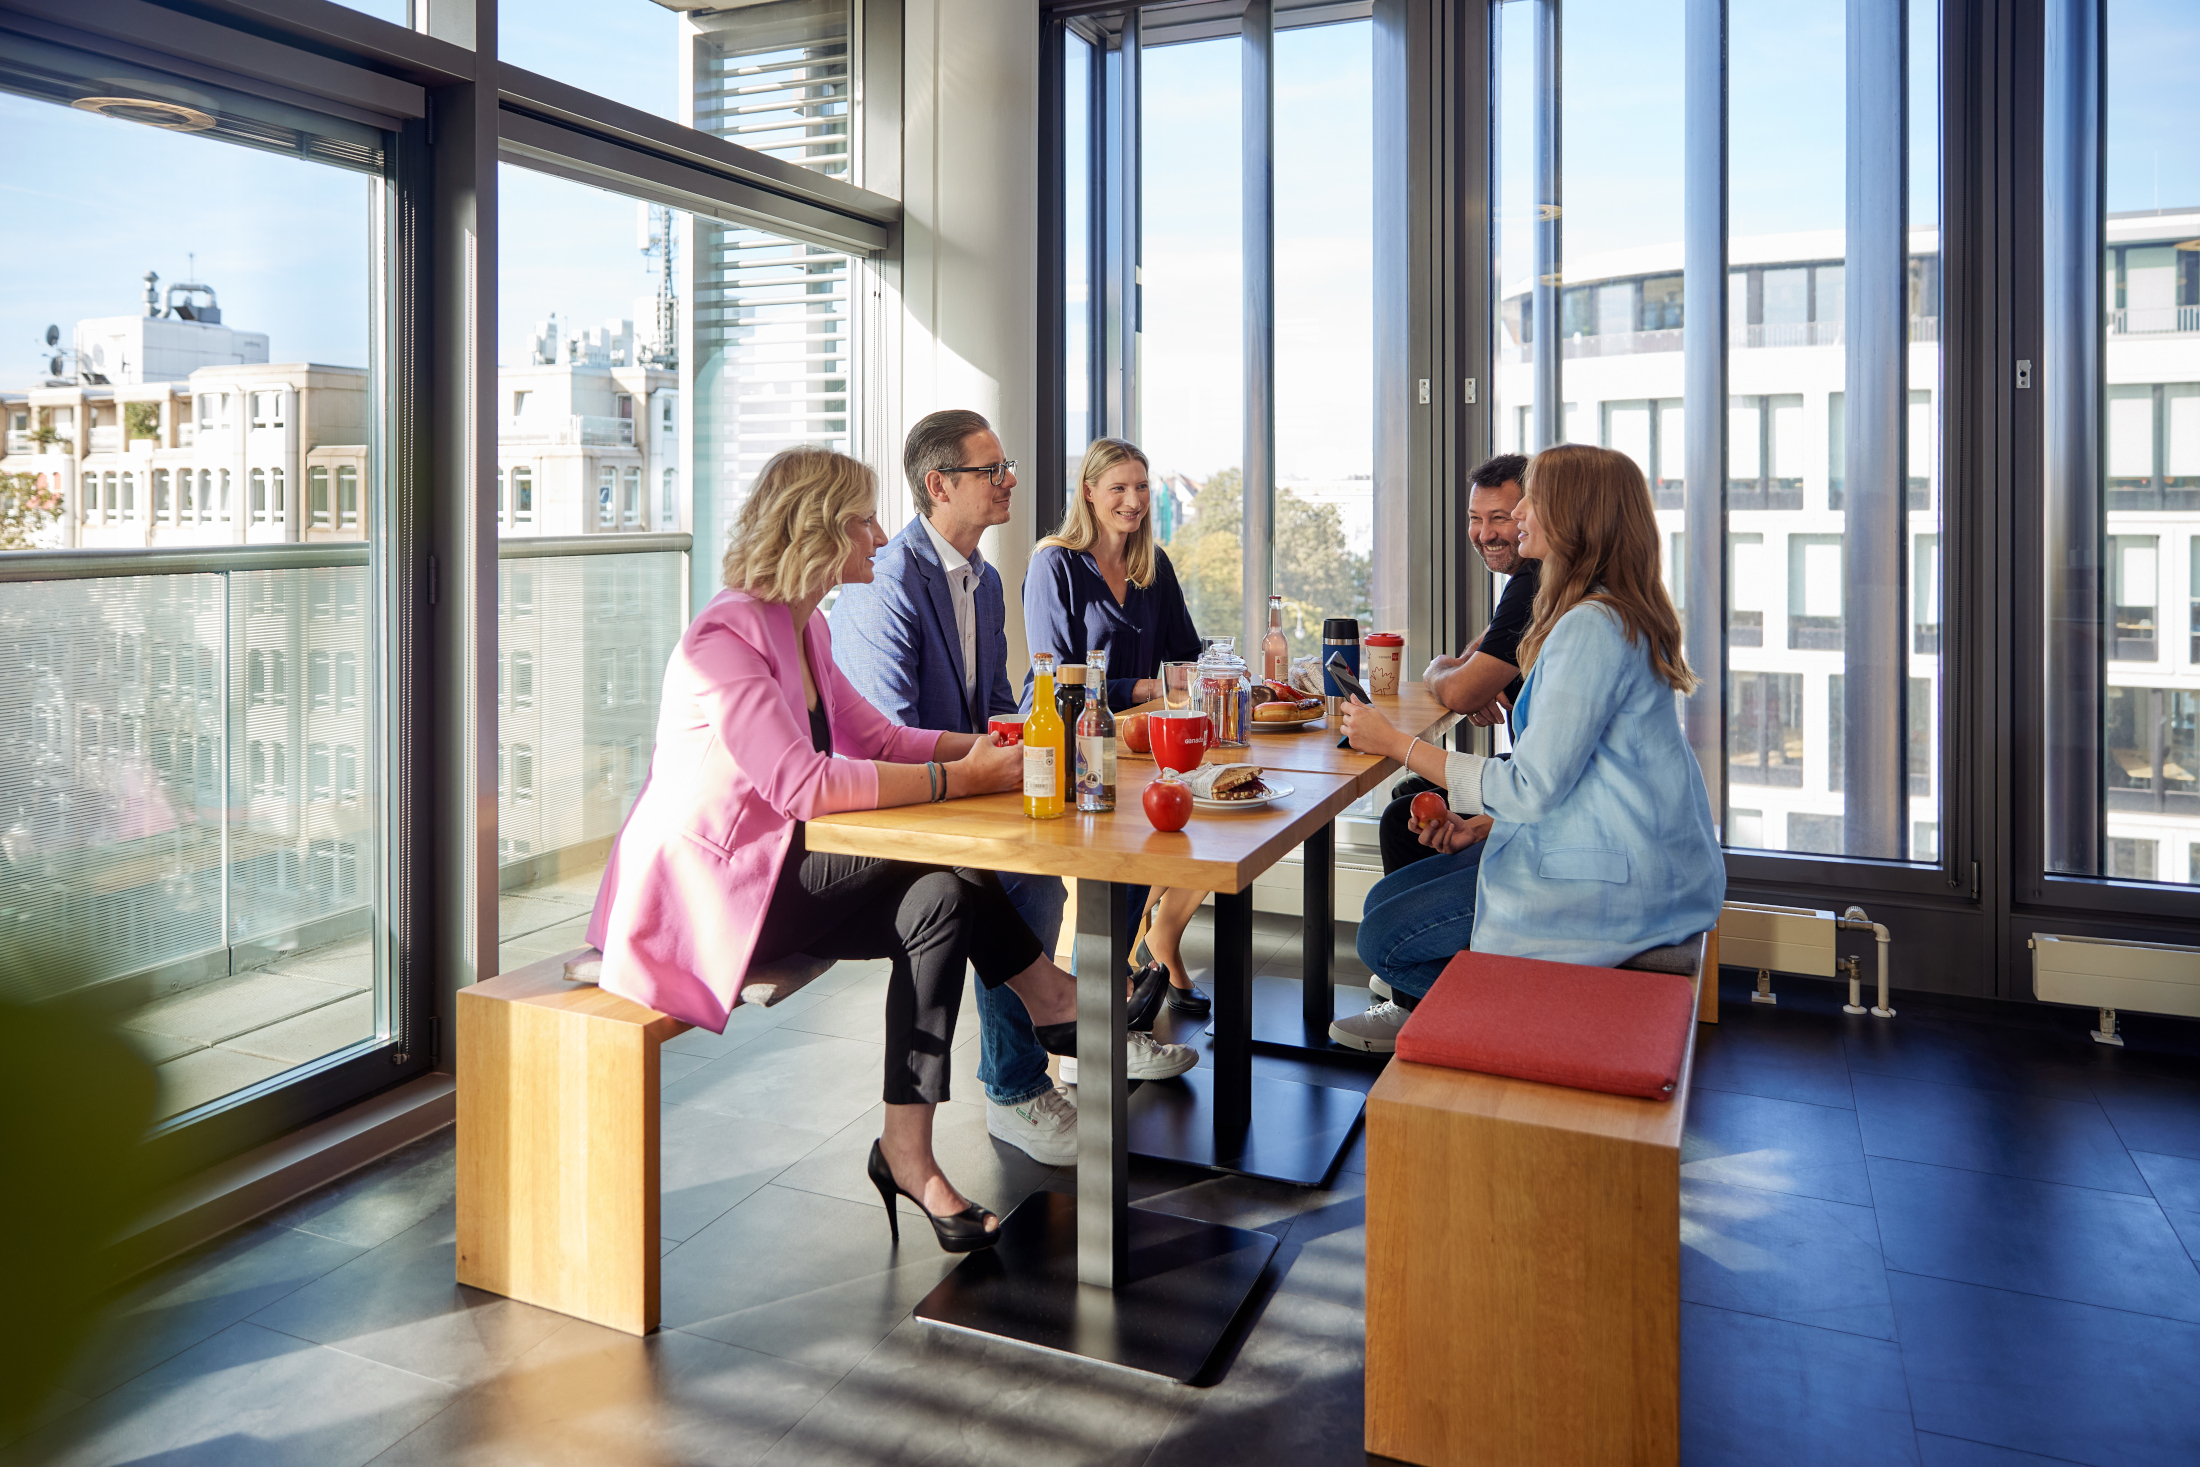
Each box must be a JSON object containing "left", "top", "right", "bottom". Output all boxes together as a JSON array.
[
  {"left": 1409, "top": 790, "right": 1449, "bottom": 833},
  {"left": 1144, "top": 771, "right": 1192, "bottom": 832},
  {"left": 1120, "top": 711, "right": 1151, "bottom": 755}
]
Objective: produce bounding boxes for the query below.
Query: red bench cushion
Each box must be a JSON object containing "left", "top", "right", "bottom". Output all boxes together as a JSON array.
[{"left": 1394, "top": 951, "right": 1694, "bottom": 1099}]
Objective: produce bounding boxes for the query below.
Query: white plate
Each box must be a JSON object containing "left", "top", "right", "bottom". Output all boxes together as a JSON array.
[
  {"left": 1192, "top": 778, "right": 1294, "bottom": 812},
  {"left": 1251, "top": 712, "right": 1326, "bottom": 732}
]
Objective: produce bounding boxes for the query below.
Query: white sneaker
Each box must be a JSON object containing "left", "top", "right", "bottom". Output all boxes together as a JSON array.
[
  {"left": 1367, "top": 975, "right": 1393, "bottom": 1001},
  {"left": 986, "top": 1084, "right": 1078, "bottom": 1165},
  {"left": 1329, "top": 999, "right": 1412, "bottom": 1053},
  {"left": 1127, "top": 1030, "right": 1199, "bottom": 1080},
  {"left": 1055, "top": 1033, "right": 1200, "bottom": 1086}
]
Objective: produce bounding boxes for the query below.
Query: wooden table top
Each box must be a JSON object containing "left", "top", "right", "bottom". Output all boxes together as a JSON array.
[
  {"left": 807, "top": 761, "right": 1365, "bottom": 892},
  {"left": 1119, "top": 681, "right": 1464, "bottom": 797}
]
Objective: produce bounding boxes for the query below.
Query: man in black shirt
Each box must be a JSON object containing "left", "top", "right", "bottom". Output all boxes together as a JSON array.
[{"left": 1376, "top": 453, "right": 1540, "bottom": 873}]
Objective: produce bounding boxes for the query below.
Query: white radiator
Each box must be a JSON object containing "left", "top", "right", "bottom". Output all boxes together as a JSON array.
[
  {"left": 1721, "top": 901, "right": 1838, "bottom": 978},
  {"left": 2032, "top": 934, "right": 2200, "bottom": 1022}
]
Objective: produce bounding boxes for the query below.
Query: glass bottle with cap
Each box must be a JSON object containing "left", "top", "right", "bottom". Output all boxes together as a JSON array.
[{"left": 1076, "top": 649, "right": 1116, "bottom": 811}]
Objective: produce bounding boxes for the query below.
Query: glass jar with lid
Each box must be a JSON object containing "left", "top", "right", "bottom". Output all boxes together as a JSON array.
[{"left": 1198, "top": 636, "right": 1252, "bottom": 747}]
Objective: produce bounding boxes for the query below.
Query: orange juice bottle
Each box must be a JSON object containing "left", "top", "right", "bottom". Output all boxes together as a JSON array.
[{"left": 1024, "top": 652, "right": 1067, "bottom": 820}]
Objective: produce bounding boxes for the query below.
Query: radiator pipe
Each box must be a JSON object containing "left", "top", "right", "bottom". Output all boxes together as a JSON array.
[{"left": 1838, "top": 906, "right": 1895, "bottom": 1018}]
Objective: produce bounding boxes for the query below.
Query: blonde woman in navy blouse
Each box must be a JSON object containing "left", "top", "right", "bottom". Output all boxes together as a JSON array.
[{"left": 1022, "top": 437, "right": 1211, "bottom": 1020}]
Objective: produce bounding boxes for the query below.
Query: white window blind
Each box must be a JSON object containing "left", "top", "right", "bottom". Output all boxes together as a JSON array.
[{"left": 690, "top": 0, "right": 857, "bottom": 517}]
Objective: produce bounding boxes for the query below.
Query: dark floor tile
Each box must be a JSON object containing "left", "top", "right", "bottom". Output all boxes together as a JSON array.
[
  {"left": 2164, "top": 1207, "right": 2200, "bottom": 1267},
  {"left": 1145, "top": 1288, "right": 1365, "bottom": 1467},
  {"left": 5, "top": 1321, "right": 454, "bottom": 1467},
  {"left": 1690, "top": 1007, "right": 1856, "bottom": 1110},
  {"left": 755, "top": 1312, "right": 1187, "bottom": 1467},
  {"left": 1268, "top": 1191, "right": 1365, "bottom": 1316},
  {"left": 1844, "top": 1016, "right": 2102, "bottom": 1103},
  {"left": 2090, "top": 1068, "right": 2200, "bottom": 1162},
  {"left": 660, "top": 1103, "right": 825, "bottom": 1242},
  {"left": 1130, "top": 1156, "right": 1364, "bottom": 1241},
  {"left": 660, "top": 1182, "right": 962, "bottom": 1374},
  {"left": 249, "top": 1202, "right": 567, "bottom": 1389},
  {"left": 1915, "top": 1433, "right": 2094, "bottom": 1466},
  {"left": 0, "top": 1388, "right": 85, "bottom": 1453},
  {"left": 1682, "top": 1086, "right": 1872, "bottom": 1205},
  {"left": 363, "top": 1317, "right": 840, "bottom": 1467},
  {"left": 1682, "top": 1179, "right": 1896, "bottom": 1339},
  {"left": 1680, "top": 1302, "right": 1919, "bottom": 1467},
  {"left": 261, "top": 1128, "right": 457, "bottom": 1249},
  {"left": 1852, "top": 1071, "right": 2148, "bottom": 1195},
  {"left": 1891, "top": 1270, "right": 2200, "bottom": 1467},
  {"left": 660, "top": 1026, "right": 885, "bottom": 1139},
  {"left": 1868, "top": 1157, "right": 2200, "bottom": 1323},
  {"left": 768, "top": 1097, "right": 1061, "bottom": 1221},
  {"left": 61, "top": 1221, "right": 364, "bottom": 1398},
  {"left": 2132, "top": 1148, "right": 2200, "bottom": 1211}
]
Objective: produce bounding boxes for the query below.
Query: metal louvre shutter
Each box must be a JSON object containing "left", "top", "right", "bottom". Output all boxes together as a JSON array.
[{"left": 689, "top": 1, "right": 855, "bottom": 502}]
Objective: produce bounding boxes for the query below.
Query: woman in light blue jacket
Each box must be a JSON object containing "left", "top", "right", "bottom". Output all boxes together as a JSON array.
[{"left": 1328, "top": 443, "right": 1724, "bottom": 1052}]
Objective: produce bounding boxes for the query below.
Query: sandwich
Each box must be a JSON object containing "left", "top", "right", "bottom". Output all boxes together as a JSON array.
[{"left": 1185, "top": 762, "right": 1272, "bottom": 802}]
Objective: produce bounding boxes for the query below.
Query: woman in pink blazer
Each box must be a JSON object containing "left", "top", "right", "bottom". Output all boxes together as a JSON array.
[{"left": 590, "top": 447, "right": 1182, "bottom": 1252}]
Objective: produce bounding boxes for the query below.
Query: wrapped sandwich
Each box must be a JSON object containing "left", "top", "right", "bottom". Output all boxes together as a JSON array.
[{"left": 1184, "top": 762, "right": 1272, "bottom": 802}]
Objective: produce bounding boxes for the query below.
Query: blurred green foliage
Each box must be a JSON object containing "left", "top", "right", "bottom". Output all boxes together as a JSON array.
[{"left": 0, "top": 950, "right": 159, "bottom": 1439}]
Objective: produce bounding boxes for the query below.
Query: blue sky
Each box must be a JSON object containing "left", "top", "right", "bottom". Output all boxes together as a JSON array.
[{"left": 5, "top": 0, "right": 2191, "bottom": 413}]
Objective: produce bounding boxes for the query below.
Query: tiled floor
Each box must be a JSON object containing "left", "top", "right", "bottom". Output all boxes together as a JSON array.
[{"left": 17, "top": 924, "right": 2200, "bottom": 1467}]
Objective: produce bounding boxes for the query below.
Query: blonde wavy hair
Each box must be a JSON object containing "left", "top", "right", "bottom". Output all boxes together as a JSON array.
[
  {"left": 1515, "top": 443, "right": 1697, "bottom": 694},
  {"left": 720, "top": 446, "right": 877, "bottom": 603},
  {"left": 1039, "top": 437, "right": 1157, "bottom": 589}
]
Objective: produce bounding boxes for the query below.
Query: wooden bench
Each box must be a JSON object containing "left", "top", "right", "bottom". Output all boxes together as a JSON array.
[
  {"left": 455, "top": 946, "right": 829, "bottom": 1335},
  {"left": 1363, "top": 932, "right": 1713, "bottom": 1467}
]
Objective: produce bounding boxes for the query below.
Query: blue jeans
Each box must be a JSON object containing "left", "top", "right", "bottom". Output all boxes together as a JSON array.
[
  {"left": 977, "top": 872, "right": 1066, "bottom": 1105},
  {"left": 1354, "top": 843, "right": 1485, "bottom": 1001}
]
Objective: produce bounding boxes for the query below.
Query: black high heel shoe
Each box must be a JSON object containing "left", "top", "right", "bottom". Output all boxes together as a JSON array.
[
  {"left": 1127, "top": 962, "right": 1169, "bottom": 1031},
  {"left": 867, "top": 1140, "right": 1000, "bottom": 1254},
  {"left": 1166, "top": 978, "right": 1212, "bottom": 1017}
]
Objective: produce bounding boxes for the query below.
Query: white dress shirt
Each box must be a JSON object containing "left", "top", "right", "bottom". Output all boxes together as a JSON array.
[{"left": 920, "top": 515, "right": 982, "bottom": 695}]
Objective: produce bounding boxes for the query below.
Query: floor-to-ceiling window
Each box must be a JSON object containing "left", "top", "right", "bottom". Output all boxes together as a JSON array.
[
  {"left": 0, "top": 44, "right": 405, "bottom": 1133},
  {"left": 2044, "top": 0, "right": 2200, "bottom": 891},
  {"left": 1488, "top": 0, "right": 1945, "bottom": 867}
]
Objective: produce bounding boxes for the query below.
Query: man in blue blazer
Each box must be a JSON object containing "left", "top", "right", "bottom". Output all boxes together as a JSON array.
[{"left": 833, "top": 410, "right": 1198, "bottom": 1165}]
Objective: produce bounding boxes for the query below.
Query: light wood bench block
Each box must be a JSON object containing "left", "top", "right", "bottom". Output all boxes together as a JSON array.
[
  {"left": 1363, "top": 935, "right": 1709, "bottom": 1467},
  {"left": 456, "top": 946, "right": 826, "bottom": 1335}
]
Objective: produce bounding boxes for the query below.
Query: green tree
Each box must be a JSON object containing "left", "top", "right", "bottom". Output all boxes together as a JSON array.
[
  {"left": 0, "top": 472, "right": 64, "bottom": 551},
  {"left": 1161, "top": 465, "right": 1373, "bottom": 642},
  {"left": 124, "top": 401, "right": 160, "bottom": 441}
]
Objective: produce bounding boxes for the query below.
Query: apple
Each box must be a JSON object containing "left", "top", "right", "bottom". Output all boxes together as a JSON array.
[
  {"left": 1409, "top": 789, "right": 1449, "bottom": 833},
  {"left": 1143, "top": 771, "right": 1192, "bottom": 832},
  {"left": 1120, "top": 711, "right": 1151, "bottom": 755}
]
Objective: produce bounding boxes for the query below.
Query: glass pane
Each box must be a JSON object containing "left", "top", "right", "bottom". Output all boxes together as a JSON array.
[
  {"left": 0, "top": 71, "right": 387, "bottom": 1120},
  {"left": 1493, "top": 0, "right": 1539, "bottom": 455},
  {"left": 1721, "top": 0, "right": 1940, "bottom": 858},
  {"left": 495, "top": 554, "right": 684, "bottom": 963},
  {"left": 2065, "top": 0, "right": 2200, "bottom": 883},
  {"left": 1064, "top": 30, "right": 1094, "bottom": 482},
  {"left": 1274, "top": 21, "right": 1375, "bottom": 636},
  {"left": 1139, "top": 37, "right": 1242, "bottom": 643},
  {"left": 498, "top": 155, "right": 849, "bottom": 949},
  {"left": 501, "top": 0, "right": 680, "bottom": 120}
]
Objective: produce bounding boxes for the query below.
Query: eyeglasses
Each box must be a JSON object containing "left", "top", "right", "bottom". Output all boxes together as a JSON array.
[{"left": 941, "top": 461, "right": 1017, "bottom": 486}]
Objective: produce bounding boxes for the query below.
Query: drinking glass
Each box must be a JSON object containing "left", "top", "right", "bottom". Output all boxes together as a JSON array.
[{"left": 1160, "top": 661, "right": 1198, "bottom": 711}]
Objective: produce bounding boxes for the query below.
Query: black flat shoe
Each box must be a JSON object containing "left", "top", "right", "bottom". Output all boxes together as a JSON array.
[
  {"left": 1127, "top": 962, "right": 1169, "bottom": 1031},
  {"left": 867, "top": 1140, "right": 999, "bottom": 1254},
  {"left": 1034, "top": 1020, "right": 1076, "bottom": 1057},
  {"left": 1166, "top": 981, "right": 1212, "bottom": 1017}
]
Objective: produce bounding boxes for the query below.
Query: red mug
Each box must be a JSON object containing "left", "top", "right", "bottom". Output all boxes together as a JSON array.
[
  {"left": 1150, "top": 710, "right": 1213, "bottom": 773},
  {"left": 987, "top": 715, "right": 1026, "bottom": 746}
]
